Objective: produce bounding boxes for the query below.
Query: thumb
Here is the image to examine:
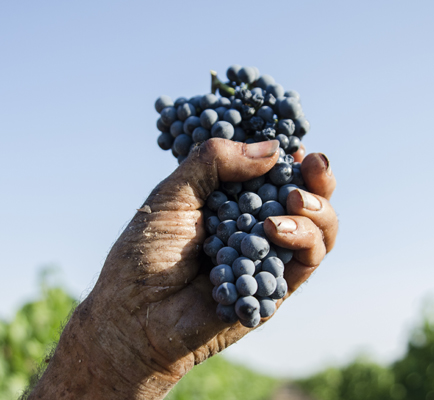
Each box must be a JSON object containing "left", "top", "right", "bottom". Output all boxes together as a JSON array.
[{"left": 145, "top": 139, "right": 280, "bottom": 212}]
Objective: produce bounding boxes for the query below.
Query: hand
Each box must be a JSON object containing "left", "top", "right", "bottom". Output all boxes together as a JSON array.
[{"left": 29, "top": 139, "right": 337, "bottom": 400}]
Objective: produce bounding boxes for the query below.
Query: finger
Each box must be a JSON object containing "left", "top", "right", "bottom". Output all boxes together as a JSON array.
[
  {"left": 301, "top": 153, "right": 336, "bottom": 200},
  {"left": 263, "top": 216, "right": 326, "bottom": 267},
  {"left": 286, "top": 188, "right": 338, "bottom": 252},
  {"left": 144, "top": 139, "right": 280, "bottom": 212},
  {"left": 292, "top": 143, "right": 306, "bottom": 163}
]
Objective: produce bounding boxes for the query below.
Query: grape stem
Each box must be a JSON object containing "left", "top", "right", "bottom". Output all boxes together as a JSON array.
[{"left": 210, "top": 70, "right": 236, "bottom": 96}]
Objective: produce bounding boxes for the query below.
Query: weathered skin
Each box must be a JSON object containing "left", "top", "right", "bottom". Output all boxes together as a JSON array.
[{"left": 27, "top": 139, "right": 338, "bottom": 400}]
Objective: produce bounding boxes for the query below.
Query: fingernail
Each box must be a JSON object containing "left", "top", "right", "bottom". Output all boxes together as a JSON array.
[
  {"left": 319, "top": 153, "right": 332, "bottom": 176},
  {"left": 296, "top": 189, "right": 321, "bottom": 211},
  {"left": 268, "top": 217, "right": 297, "bottom": 233},
  {"left": 245, "top": 140, "right": 279, "bottom": 159}
]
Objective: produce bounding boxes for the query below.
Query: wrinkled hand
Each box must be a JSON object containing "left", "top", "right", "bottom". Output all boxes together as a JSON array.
[{"left": 30, "top": 139, "right": 337, "bottom": 400}]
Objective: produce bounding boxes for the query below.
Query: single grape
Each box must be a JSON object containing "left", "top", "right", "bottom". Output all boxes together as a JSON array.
[
  {"left": 237, "top": 213, "right": 257, "bottom": 232},
  {"left": 211, "top": 121, "right": 235, "bottom": 139},
  {"left": 258, "top": 200, "right": 285, "bottom": 221},
  {"left": 236, "top": 275, "right": 258, "bottom": 296},
  {"left": 157, "top": 132, "right": 174, "bottom": 150},
  {"left": 203, "top": 235, "right": 224, "bottom": 258},
  {"left": 221, "top": 182, "right": 243, "bottom": 196},
  {"left": 206, "top": 215, "right": 221, "bottom": 235},
  {"left": 160, "top": 106, "right": 177, "bottom": 126},
  {"left": 263, "top": 247, "right": 278, "bottom": 261},
  {"left": 293, "top": 117, "right": 310, "bottom": 138},
  {"left": 215, "top": 106, "right": 227, "bottom": 120},
  {"left": 276, "top": 134, "right": 289, "bottom": 150},
  {"left": 210, "top": 264, "right": 235, "bottom": 286},
  {"left": 278, "top": 184, "right": 299, "bottom": 206},
  {"left": 215, "top": 282, "right": 238, "bottom": 305},
  {"left": 262, "top": 257, "right": 285, "bottom": 278},
  {"left": 241, "top": 234, "right": 270, "bottom": 260},
  {"left": 277, "top": 119, "right": 296, "bottom": 136},
  {"left": 177, "top": 103, "right": 196, "bottom": 121},
  {"left": 232, "top": 127, "right": 246, "bottom": 142},
  {"left": 216, "top": 246, "right": 239, "bottom": 266},
  {"left": 270, "top": 277, "right": 288, "bottom": 300},
  {"left": 231, "top": 98, "right": 243, "bottom": 111},
  {"left": 200, "top": 93, "right": 218, "bottom": 109},
  {"left": 237, "top": 66, "right": 256, "bottom": 84},
  {"left": 269, "top": 162, "right": 293, "bottom": 186},
  {"left": 255, "top": 271, "right": 277, "bottom": 297},
  {"left": 224, "top": 109, "right": 242, "bottom": 126},
  {"left": 232, "top": 257, "right": 256, "bottom": 277},
  {"left": 200, "top": 109, "right": 218, "bottom": 129},
  {"left": 173, "top": 134, "right": 193, "bottom": 156},
  {"left": 284, "top": 90, "right": 300, "bottom": 101},
  {"left": 226, "top": 64, "right": 242, "bottom": 83},
  {"left": 207, "top": 191, "right": 228, "bottom": 212},
  {"left": 279, "top": 97, "right": 302, "bottom": 120},
  {"left": 216, "top": 220, "right": 238, "bottom": 244},
  {"left": 266, "top": 83, "right": 284, "bottom": 98},
  {"left": 258, "top": 297, "right": 276, "bottom": 317},
  {"left": 156, "top": 117, "right": 169, "bottom": 133},
  {"left": 258, "top": 183, "right": 278, "bottom": 203},
  {"left": 264, "top": 93, "right": 276, "bottom": 108},
  {"left": 227, "top": 231, "right": 248, "bottom": 254},
  {"left": 239, "top": 313, "right": 261, "bottom": 328},
  {"left": 235, "top": 296, "right": 260, "bottom": 320},
  {"left": 155, "top": 95, "right": 174, "bottom": 113},
  {"left": 192, "top": 127, "right": 211, "bottom": 143},
  {"left": 290, "top": 167, "right": 304, "bottom": 186},
  {"left": 238, "top": 192, "right": 262, "bottom": 216},
  {"left": 183, "top": 116, "right": 201, "bottom": 135},
  {"left": 250, "top": 222, "right": 266, "bottom": 238},
  {"left": 217, "top": 97, "right": 232, "bottom": 108},
  {"left": 170, "top": 120, "right": 184, "bottom": 138},
  {"left": 256, "top": 106, "right": 275, "bottom": 123},
  {"left": 274, "top": 245, "right": 294, "bottom": 264},
  {"left": 174, "top": 97, "right": 188, "bottom": 107},
  {"left": 218, "top": 201, "right": 241, "bottom": 221}
]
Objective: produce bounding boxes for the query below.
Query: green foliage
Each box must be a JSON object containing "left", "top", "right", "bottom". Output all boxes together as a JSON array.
[
  {"left": 0, "top": 269, "right": 76, "bottom": 400},
  {"left": 167, "top": 354, "right": 279, "bottom": 400}
]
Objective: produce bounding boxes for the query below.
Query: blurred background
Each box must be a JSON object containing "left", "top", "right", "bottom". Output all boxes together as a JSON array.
[{"left": 1, "top": 1, "right": 433, "bottom": 399}]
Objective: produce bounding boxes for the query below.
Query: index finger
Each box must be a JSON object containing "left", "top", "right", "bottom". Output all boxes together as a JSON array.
[{"left": 301, "top": 153, "right": 336, "bottom": 200}]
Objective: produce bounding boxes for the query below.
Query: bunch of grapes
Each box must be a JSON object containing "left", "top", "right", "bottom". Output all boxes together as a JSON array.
[{"left": 154, "top": 65, "right": 310, "bottom": 327}]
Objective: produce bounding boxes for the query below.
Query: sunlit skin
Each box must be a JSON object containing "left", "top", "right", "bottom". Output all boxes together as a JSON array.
[{"left": 28, "top": 139, "right": 338, "bottom": 400}]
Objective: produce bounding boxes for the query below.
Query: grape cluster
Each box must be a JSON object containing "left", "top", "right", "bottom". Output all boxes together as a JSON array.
[
  {"left": 154, "top": 65, "right": 310, "bottom": 164},
  {"left": 201, "top": 156, "right": 305, "bottom": 327},
  {"left": 153, "top": 65, "right": 310, "bottom": 328}
]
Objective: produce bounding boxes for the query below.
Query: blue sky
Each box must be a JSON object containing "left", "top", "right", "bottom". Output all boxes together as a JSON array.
[{"left": 1, "top": 0, "right": 433, "bottom": 377}]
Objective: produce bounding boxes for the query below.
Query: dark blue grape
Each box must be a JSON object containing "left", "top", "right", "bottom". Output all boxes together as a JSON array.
[
  {"left": 231, "top": 98, "right": 243, "bottom": 111},
  {"left": 211, "top": 121, "right": 235, "bottom": 139},
  {"left": 259, "top": 297, "right": 276, "bottom": 317},
  {"left": 216, "top": 246, "right": 239, "bottom": 266},
  {"left": 263, "top": 247, "right": 278, "bottom": 261},
  {"left": 276, "top": 119, "right": 295, "bottom": 137},
  {"left": 232, "top": 127, "right": 246, "bottom": 142},
  {"left": 226, "top": 65, "right": 242, "bottom": 83},
  {"left": 274, "top": 245, "right": 294, "bottom": 264},
  {"left": 215, "top": 106, "right": 227, "bottom": 120},
  {"left": 241, "top": 234, "right": 270, "bottom": 260},
  {"left": 258, "top": 183, "right": 278, "bottom": 203},
  {"left": 290, "top": 167, "right": 304, "bottom": 186},
  {"left": 189, "top": 95, "right": 202, "bottom": 110},
  {"left": 278, "top": 184, "right": 299, "bottom": 206},
  {"left": 239, "top": 314, "right": 261, "bottom": 328},
  {"left": 155, "top": 95, "right": 174, "bottom": 113},
  {"left": 258, "top": 200, "right": 285, "bottom": 221},
  {"left": 216, "top": 220, "right": 238, "bottom": 244},
  {"left": 156, "top": 117, "right": 170, "bottom": 133},
  {"left": 239, "top": 192, "right": 262, "bottom": 216},
  {"left": 287, "top": 136, "right": 302, "bottom": 155},
  {"left": 256, "top": 74, "right": 275, "bottom": 90},
  {"left": 240, "top": 105, "right": 256, "bottom": 120},
  {"left": 243, "top": 175, "right": 266, "bottom": 192},
  {"left": 262, "top": 257, "right": 285, "bottom": 278},
  {"left": 173, "top": 134, "right": 193, "bottom": 156},
  {"left": 206, "top": 215, "right": 221, "bottom": 235},
  {"left": 177, "top": 103, "right": 196, "bottom": 121},
  {"left": 192, "top": 127, "right": 210, "bottom": 143},
  {"left": 264, "top": 93, "right": 276, "bottom": 108},
  {"left": 183, "top": 116, "right": 201, "bottom": 135},
  {"left": 248, "top": 93, "right": 264, "bottom": 108},
  {"left": 236, "top": 275, "right": 258, "bottom": 296},
  {"left": 269, "top": 162, "right": 293, "bottom": 186},
  {"left": 200, "top": 94, "right": 218, "bottom": 109},
  {"left": 215, "top": 282, "right": 238, "bottom": 305},
  {"left": 235, "top": 296, "right": 260, "bottom": 320},
  {"left": 160, "top": 106, "right": 177, "bottom": 126},
  {"left": 224, "top": 109, "right": 242, "bottom": 126},
  {"left": 171, "top": 146, "right": 179, "bottom": 158},
  {"left": 255, "top": 271, "right": 277, "bottom": 297},
  {"left": 252, "top": 66, "right": 260, "bottom": 81},
  {"left": 200, "top": 109, "right": 218, "bottom": 129},
  {"left": 237, "top": 66, "right": 256, "bottom": 84},
  {"left": 227, "top": 231, "right": 248, "bottom": 254},
  {"left": 270, "top": 277, "right": 288, "bottom": 300},
  {"left": 174, "top": 97, "right": 188, "bottom": 107},
  {"left": 250, "top": 222, "right": 266, "bottom": 238},
  {"left": 210, "top": 264, "right": 235, "bottom": 286},
  {"left": 221, "top": 182, "right": 242, "bottom": 196},
  {"left": 217, "top": 97, "right": 232, "bottom": 108},
  {"left": 207, "top": 191, "right": 228, "bottom": 212},
  {"left": 256, "top": 106, "right": 275, "bottom": 123},
  {"left": 251, "top": 87, "right": 264, "bottom": 96},
  {"left": 249, "top": 116, "right": 265, "bottom": 131},
  {"left": 157, "top": 132, "right": 174, "bottom": 150},
  {"left": 293, "top": 117, "right": 310, "bottom": 139},
  {"left": 170, "top": 120, "right": 184, "bottom": 138},
  {"left": 266, "top": 83, "right": 284, "bottom": 98},
  {"left": 216, "top": 303, "right": 238, "bottom": 323},
  {"left": 232, "top": 257, "right": 256, "bottom": 277},
  {"left": 279, "top": 97, "right": 302, "bottom": 120},
  {"left": 284, "top": 90, "right": 300, "bottom": 101},
  {"left": 218, "top": 201, "right": 241, "bottom": 221},
  {"left": 203, "top": 235, "right": 224, "bottom": 257},
  {"left": 276, "top": 134, "right": 289, "bottom": 150},
  {"left": 237, "top": 213, "right": 257, "bottom": 232}
]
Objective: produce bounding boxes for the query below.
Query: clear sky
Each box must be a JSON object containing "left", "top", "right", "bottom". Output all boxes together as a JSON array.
[{"left": 1, "top": 0, "right": 433, "bottom": 378}]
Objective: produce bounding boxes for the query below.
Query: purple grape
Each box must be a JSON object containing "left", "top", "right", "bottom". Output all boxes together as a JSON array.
[
  {"left": 239, "top": 192, "right": 262, "bottom": 216},
  {"left": 200, "top": 94, "right": 218, "bottom": 109},
  {"left": 237, "top": 213, "right": 257, "bottom": 232},
  {"left": 278, "top": 184, "right": 299, "bottom": 206},
  {"left": 211, "top": 121, "right": 235, "bottom": 139},
  {"left": 216, "top": 246, "right": 239, "bottom": 266},
  {"left": 170, "top": 120, "right": 184, "bottom": 138},
  {"left": 218, "top": 201, "right": 241, "bottom": 221},
  {"left": 216, "top": 303, "right": 238, "bottom": 323},
  {"left": 183, "top": 116, "right": 201, "bottom": 135},
  {"left": 206, "top": 216, "right": 221, "bottom": 235},
  {"left": 270, "top": 277, "right": 288, "bottom": 300},
  {"left": 227, "top": 231, "right": 248, "bottom": 254},
  {"left": 236, "top": 275, "right": 258, "bottom": 296},
  {"left": 224, "top": 109, "right": 242, "bottom": 126},
  {"left": 177, "top": 103, "right": 196, "bottom": 121},
  {"left": 235, "top": 296, "right": 260, "bottom": 320},
  {"left": 216, "top": 220, "right": 238, "bottom": 244},
  {"left": 255, "top": 271, "right": 277, "bottom": 297},
  {"left": 203, "top": 235, "right": 224, "bottom": 258},
  {"left": 258, "top": 297, "right": 276, "bottom": 318},
  {"left": 155, "top": 95, "right": 173, "bottom": 113},
  {"left": 241, "top": 234, "right": 270, "bottom": 260},
  {"left": 207, "top": 191, "right": 228, "bottom": 212},
  {"left": 157, "top": 132, "right": 174, "bottom": 150},
  {"left": 232, "top": 257, "right": 256, "bottom": 277},
  {"left": 160, "top": 106, "right": 177, "bottom": 126},
  {"left": 200, "top": 109, "right": 218, "bottom": 129},
  {"left": 258, "top": 200, "right": 285, "bottom": 221},
  {"left": 262, "top": 257, "right": 285, "bottom": 278},
  {"left": 210, "top": 264, "right": 235, "bottom": 286},
  {"left": 257, "top": 184, "right": 278, "bottom": 203},
  {"left": 215, "top": 282, "right": 238, "bottom": 305}
]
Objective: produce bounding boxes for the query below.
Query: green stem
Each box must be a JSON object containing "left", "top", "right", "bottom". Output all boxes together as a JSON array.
[{"left": 210, "top": 70, "right": 236, "bottom": 96}]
